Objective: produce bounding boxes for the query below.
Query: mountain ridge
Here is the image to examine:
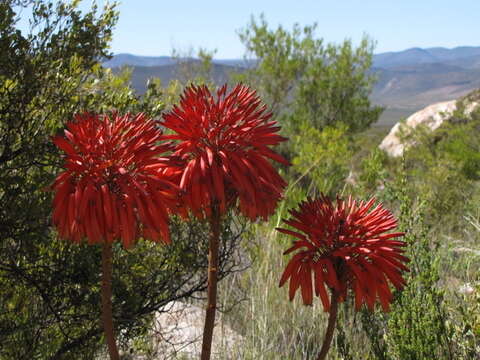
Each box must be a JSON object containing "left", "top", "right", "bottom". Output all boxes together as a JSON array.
[
  {"left": 103, "top": 46, "right": 480, "bottom": 126},
  {"left": 104, "top": 46, "right": 480, "bottom": 69},
  {"left": 372, "top": 46, "right": 480, "bottom": 68}
]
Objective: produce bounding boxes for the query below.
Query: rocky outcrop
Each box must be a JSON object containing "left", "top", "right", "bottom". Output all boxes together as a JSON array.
[
  {"left": 379, "top": 94, "right": 480, "bottom": 157},
  {"left": 379, "top": 100, "right": 456, "bottom": 157}
]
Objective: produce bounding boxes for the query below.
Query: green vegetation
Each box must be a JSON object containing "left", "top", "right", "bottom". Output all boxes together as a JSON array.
[
  {"left": 1, "top": 1, "right": 479, "bottom": 359},
  {"left": 0, "top": 2, "right": 244, "bottom": 358},
  {"left": 236, "top": 15, "right": 382, "bottom": 133}
]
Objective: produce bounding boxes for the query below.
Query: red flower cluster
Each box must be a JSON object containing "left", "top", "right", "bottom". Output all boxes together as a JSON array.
[
  {"left": 277, "top": 196, "right": 408, "bottom": 312},
  {"left": 162, "top": 84, "right": 288, "bottom": 220},
  {"left": 51, "top": 113, "right": 179, "bottom": 248}
]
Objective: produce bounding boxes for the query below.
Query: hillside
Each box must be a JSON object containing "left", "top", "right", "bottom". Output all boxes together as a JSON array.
[
  {"left": 103, "top": 54, "right": 176, "bottom": 67},
  {"left": 372, "top": 46, "right": 480, "bottom": 68},
  {"left": 372, "top": 63, "right": 480, "bottom": 108},
  {"left": 104, "top": 53, "right": 255, "bottom": 69},
  {"left": 111, "top": 62, "right": 238, "bottom": 91},
  {"left": 104, "top": 46, "right": 480, "bottom": 126}
]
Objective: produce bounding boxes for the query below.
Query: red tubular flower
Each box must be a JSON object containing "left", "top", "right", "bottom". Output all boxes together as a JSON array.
[
  {"left": 277, "top": 195, "right": 409, "bottom": 312},
  {"left": 51, "top": 112, "right": 179, "bottom": 248},
  {"left": 161, "top": 84, "right": 289, "bottom": 220}
]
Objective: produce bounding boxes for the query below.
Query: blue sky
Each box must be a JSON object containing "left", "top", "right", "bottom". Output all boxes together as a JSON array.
[{"left": 19, "top": 0, "right": 480, "bottom": 58}]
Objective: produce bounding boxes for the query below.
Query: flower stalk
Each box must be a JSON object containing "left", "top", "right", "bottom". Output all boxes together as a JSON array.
[
  {"left": 317, "top": 291, "right": 339, "bottom": 360},
  {"left": 101, "top": 243, "right": 119, "bottom": 360},
  {"left": 201, "top": 206, "right": 221, "bottom": 360}
]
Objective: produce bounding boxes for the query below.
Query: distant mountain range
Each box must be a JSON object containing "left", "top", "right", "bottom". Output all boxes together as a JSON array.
[
  {"left": 103, "top": 54, "right": 255, "bottom": 68},
  {"left": 105, "top": 47, "right": 480, "bottom": 69},
  {"left": 103, "top": 46, "right": 480, "bottom": 125},
  {"left": 372, "top": 46, "right": 480, "bottom": 68},
  {"left": 124, "top": 63, "right": 235, "bottom": 93}
]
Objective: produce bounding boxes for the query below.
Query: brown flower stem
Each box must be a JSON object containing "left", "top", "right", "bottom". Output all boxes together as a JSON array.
[
  {"left": 316, "top": 291, "right": 339, "bottom": 360},
  {"left": 201, "top": 207, "right": 221, "bottom": 360},
  {"left": 101, "top": 243, "right": 119, "bottom": 360}
]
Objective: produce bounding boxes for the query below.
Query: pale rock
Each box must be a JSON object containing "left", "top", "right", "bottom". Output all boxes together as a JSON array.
[
  {"left": 126, "top": 301, "right": 243, "bottom": 360},
  {"left": 379, "top": 100, "right": 457, "bottom": 157},
  {"left": 379, "top": 99, "right": 479, "bottom": 157},
  {"left": 458, "top": 283, "right": 475, "bottom": 295}
]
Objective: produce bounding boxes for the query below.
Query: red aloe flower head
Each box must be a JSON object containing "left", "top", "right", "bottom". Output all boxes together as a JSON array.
[
  {"left": 51, "top": 112, "right": 180, "bottom": 248},
  {"left": 161, "top": 84, "right": 289, "bottom": 220},
  {"left": 277, "top": 195, "right": 409, "bottom": 312}
]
